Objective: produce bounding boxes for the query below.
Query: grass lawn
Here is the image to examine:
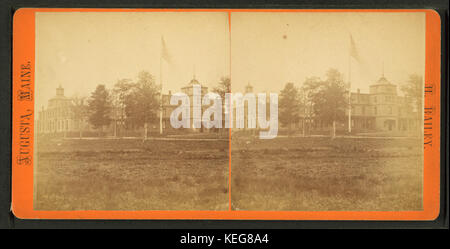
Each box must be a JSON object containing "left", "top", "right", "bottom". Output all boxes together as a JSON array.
[
  {"left": 35, "top": 138, "right": 229, "bottom": 210},
  {"left": 231, "top": 136, "right": 423, "bottom": 211},
  {"left": 35, "top": 135, "right": 423, "bottom": 211}
]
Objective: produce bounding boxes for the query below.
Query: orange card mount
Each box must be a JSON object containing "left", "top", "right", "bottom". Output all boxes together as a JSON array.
[{"left": 12, "top": 8, "right": 441, "bottom": 220}]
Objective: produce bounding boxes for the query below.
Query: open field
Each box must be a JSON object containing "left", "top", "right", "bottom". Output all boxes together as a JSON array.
[
  {"left": 35, "top": 135, "right": 423, "bottom": 211},
  {"left": 231, "top": 136, "right": 423, "bottom": 211},
  {"left": 35, "top": 137, "right": 229, "bottom": 210}
]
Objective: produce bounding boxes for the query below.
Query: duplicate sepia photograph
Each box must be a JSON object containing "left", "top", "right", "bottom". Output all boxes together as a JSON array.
[
  {"left": 34, "top": 11, "right": 231, "bottom": 210},
  {"left": 33, "top": 10, "right": 425, "bottom": 212},
  {"left": 230, "top": 12, "right": 425, "bottom": 211}
]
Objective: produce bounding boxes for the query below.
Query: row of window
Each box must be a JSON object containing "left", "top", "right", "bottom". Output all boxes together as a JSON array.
[
  {"left": 372, "top": 95, "right": 398, "bottom": 104},
  {"left": 40, "top": 108, "right": 71, "bottom": 119},
  {"left": 352, "top": 105, "right": 407, "bottom": 116},
  {"left": 352, "top": 95, "right": 399, "bottom": 104},
  {"left": 38, "top": 119, "right": 70, "bottom": 132}
]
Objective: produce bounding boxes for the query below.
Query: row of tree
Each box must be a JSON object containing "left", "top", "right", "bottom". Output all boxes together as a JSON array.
[
  {"left": 74, "top": 71, "right": 231, "bottom": 138},
  {"left": 74, "top": 68, "right": 422, "bottom": 138},
  {"left": 72, "top": 71, "right": 160, "bottom": 138},
  {"left": 279, "top": 69, "right": 347, "bottom": 137}
]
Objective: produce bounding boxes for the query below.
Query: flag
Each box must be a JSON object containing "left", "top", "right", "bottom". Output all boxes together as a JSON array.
[
  {"left": 161, "top": 36, "right": 172, "bottom": 64},
  {"left": 349, "top": 34, "right": 360, "bottom": 63}
]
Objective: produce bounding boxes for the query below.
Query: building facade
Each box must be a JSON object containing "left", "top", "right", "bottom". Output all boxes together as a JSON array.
[
  {"left": 348, "top": 75, "right": 418, "bottom": 133},
  {"left": 37, "top": 75, "right": 420, "bottom": 137},
  {"left": 36, "top": 86, "right": 86, "bottom": 135},
  {"left": 37, "top": 77, "right": 211, "bottom": 136},
  {"left": 239, "top": 75, "right": 419, "bottom": 134},
  {"left": 154, "top": 77, "right": 210, "bottom": 132}
]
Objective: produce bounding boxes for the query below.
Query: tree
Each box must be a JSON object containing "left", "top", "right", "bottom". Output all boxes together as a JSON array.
[
  {"left": 71, "top": 95, "right": 88, "bottom": 138},
  {"left": 88, "top": 84, "right": 112, "bottom": 135},
  {"left": 213, "top": 76, "right": 231, "bottom": 100},
  {"left": 124, "top": 71, "right": 160, "bottom": 139},
  {"left": 213, "top": 77, "right": 231, "bottom": 133},
  {"left": 112, "top": 79, "right": 134, "bottom": 137},
  {"left": 301, "top": 77, "right": 322, "bottom": 135},
  {"left": 279, "top": 82, "right": 301, "bottom": 133},
  {"left": 308, "top": 69, "right": 347, "bottom": 138},
  {"left": 401, "top": 74, "right": 423, "bottom": 131}
]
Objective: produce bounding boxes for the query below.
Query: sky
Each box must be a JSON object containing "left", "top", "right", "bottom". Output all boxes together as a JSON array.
[
  {"left": 35, "top": 11, "right": 230, "bottom": 109},
  {"left": 35, "top": 11, "right": 425, "bottom": 109},
  {"left": 231, "top": 12, "right": 425, "bottom": 94}
]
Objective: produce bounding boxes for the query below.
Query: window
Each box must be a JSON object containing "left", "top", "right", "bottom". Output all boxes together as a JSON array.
[{"left": 374, "top": 107, "right": 377, "bottom": 115}]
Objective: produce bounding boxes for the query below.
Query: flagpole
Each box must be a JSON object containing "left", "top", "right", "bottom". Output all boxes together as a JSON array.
[
  {"left": 159, "top": 39, "right": 163, "bottom": 135},
  {"left": 348, "top": 50, "right": 352, "bottom": 134}
]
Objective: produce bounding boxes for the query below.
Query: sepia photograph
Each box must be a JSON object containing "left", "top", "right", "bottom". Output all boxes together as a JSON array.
[
  {"left": 230, "top": 12, "right": 425, "bottom": 211},
  {"left": 34, "top": 11, "right": 230, "bottom": 210},
  {"left": 33, "top": 10, "right": 425, "bottom": 212}
]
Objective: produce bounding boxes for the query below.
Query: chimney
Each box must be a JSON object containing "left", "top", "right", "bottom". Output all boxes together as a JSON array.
[
  {"left": 56, "top": 85, "right": 64, "bottom": 96},
  {"left": 245, "top": 82, "right": 253, "bottom": 93}
]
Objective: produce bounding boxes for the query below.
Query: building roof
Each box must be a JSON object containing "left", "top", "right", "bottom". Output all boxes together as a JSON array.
[
  {"left": 371, "top": 76, "right": 394, "bottom": 86},
  {"left": 49, "top": 85, "right": 69, "bottom": 101},
  {"left": 188, "top": 78, "right": 200, "bottom": 85},
  {"left": 181, "top": 77, "right": 208, "bottom": 90},
  {"left": 48, "top": 95, "right": 70, "bottom": 102}
]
